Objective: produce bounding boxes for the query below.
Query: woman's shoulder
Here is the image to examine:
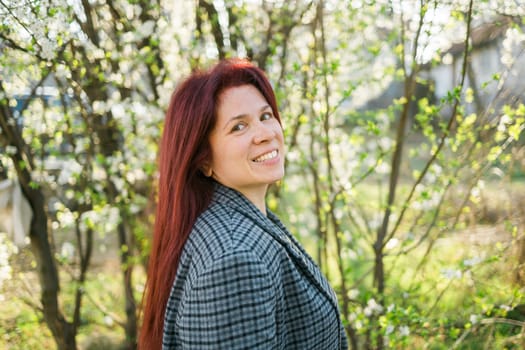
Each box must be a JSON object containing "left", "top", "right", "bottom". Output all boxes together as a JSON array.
[
  {"left": 192, "top": 200, "right": 265, "bottom": 245},
  {"left": 183, "top": 201, "right": 279, "bottom": 271}
]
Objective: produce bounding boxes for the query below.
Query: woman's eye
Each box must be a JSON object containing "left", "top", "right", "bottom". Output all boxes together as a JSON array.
[
  {"left": 231, "top": 123, "right": 246, "bottom": 132},
  {"left": 261, "top": 112, "right": 272, "bottom": 121}
]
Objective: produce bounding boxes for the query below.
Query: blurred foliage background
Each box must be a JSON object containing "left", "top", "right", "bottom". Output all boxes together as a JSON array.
[{"left": 1, "top": 0, "right": 525, "bottom": 349}]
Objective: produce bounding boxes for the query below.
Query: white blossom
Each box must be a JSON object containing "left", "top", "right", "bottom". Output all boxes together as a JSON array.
[
  {"left": 399, "top": 325, "right": 410, "bottom": 336},
  {"left": 378, "top": 136, "right": 392, "bottom": 150},
  {"left": 74, "top": 137, "right": 90, "bottom": 154},
  {"left": 348, "top": 289, "right": 359, "bottom": 299},
  {"left": 92, "top": 100, "right": 108, "bottom": 115},
  {"left": 60, "top": 242, "right": 76, "bottom": 262},
  {"left": 497, "top": 114, "right": 512, "bottom": 132},
  {"left": 80, "top": 205, "right": 121, "bottom": 234},
  {"left": 111, "top": 103, "right": 127, "bottom": 122},
  {"left": 385, "top": 238, "right": 399, "bottom": 250},
  {"left": 469, "top": 314, "right": 479, "bottom": 324},
  {"left": 441, "top": 268, "right": 462, "bottom": 279},
  {"left": 103, "top": 315, "right": 114, "bottom": 327},
  {"left": 137, "top": 20, "right": 155, "bottom": 39},
  {"left": 364, "top": 298, "right": 384, "bottom": 316},
  {"left": 57, "top": 210, "right": 76, "bottom": 228},
  {"left": 125, "top": 168, "right": 146, "bottom": 184},
  {"left": 93, "top": 165, "right": 107, "bottom": 181},
  {"left": 500, "top": 304, "right": 512, "bottom": 312},
  {"left": 5, "top": 145, "right": 17, "bottom": 155},
  {"left": 501, "top": 27, "right": 525, "bottom": 68},
  {"left": 57, "top": 159, "right": 83, "bottom": 185},
  {"left": 463, "top": 256, "right": 483, "bottom": 267}
]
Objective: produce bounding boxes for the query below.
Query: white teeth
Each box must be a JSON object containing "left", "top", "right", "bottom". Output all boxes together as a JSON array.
[{"left": 254, "top": 150, "right": 278, "bottom": 162}]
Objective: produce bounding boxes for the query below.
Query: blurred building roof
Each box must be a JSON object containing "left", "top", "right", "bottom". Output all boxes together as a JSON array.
[{"left": 446, "top": 16, "right": 514, "bottom": 57}]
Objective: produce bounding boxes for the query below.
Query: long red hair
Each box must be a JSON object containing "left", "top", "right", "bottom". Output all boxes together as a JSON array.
[{"left": 139, "top": 58, "right": 281, "bottom": 349}]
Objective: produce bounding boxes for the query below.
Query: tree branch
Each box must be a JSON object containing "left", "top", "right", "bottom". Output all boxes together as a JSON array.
[{"left": 384, "top": 0, "right": 475, "bottom": 247}]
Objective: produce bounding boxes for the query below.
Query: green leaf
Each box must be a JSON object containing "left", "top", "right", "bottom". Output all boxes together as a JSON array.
[{"left": 29, "top": 181, "right": 39, "bottom": 189}]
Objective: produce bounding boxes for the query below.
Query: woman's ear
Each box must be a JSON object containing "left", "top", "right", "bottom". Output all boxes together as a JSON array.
[{"left": 201, "top": 163, "right": 213, "bottom": 177}]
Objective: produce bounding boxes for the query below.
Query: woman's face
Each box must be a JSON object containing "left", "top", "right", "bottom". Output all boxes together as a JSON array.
[{"left": 207, "top": 84, "right": 285, "bottom": 200}]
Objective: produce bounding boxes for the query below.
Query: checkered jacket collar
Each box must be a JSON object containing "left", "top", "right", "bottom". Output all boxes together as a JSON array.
[{"left": 211, "top": 182, "right": 340, "bottom": 311}]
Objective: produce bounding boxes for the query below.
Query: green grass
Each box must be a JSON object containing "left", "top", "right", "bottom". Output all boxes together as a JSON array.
[{"left": 0, "top": 256, "right": 145, "bottom": 350}]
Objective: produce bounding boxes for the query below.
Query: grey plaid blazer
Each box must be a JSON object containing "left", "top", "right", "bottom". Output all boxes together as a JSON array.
[{"left": 163, "top": 183, "right": 348, "bottom": 349}]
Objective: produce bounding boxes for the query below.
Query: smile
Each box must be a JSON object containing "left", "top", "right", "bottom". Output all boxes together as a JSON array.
[{"left": 253, "top": 150, "right": 278, "bottom": 162}]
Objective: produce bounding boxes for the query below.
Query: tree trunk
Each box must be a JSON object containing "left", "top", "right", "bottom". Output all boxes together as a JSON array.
[
  {"left": 29, "top": 191, "right": 77, "bottom": 350},
  {"left": 1, "top": 85, "right": 77, "bottom": 350},
  {"left": 117, "top": 220, "right": 138, "bottom": 349}
]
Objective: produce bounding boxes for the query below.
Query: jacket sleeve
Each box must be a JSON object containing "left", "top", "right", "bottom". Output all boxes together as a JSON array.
[
  {"left": 173, "top": 250, "right": 277, "bottom": 350},
  {"left": 340, "top": 321, "right": 349, "bottom": 350}
]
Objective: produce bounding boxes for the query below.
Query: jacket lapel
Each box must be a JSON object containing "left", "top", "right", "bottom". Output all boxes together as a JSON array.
[{"left": 266, "top": 211, "right": 340, "bottom": 309}]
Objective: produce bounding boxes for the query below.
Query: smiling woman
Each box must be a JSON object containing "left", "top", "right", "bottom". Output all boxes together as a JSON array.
[{"left": 139, "top": 58, "right": 348, "bottom": 350}]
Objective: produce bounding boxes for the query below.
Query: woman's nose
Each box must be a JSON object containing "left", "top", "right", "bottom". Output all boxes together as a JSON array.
[{"left": 252, "top": 122, "right": 274, "bottom": 144}]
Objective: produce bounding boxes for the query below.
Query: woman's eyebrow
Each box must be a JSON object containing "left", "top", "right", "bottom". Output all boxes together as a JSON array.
[{"left": 223, "top": 105, "right": 271, "bottom": 130}]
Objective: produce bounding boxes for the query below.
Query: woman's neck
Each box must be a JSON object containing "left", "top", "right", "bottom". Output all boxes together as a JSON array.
[{"left": 237, "top": 186, "right": 268, "bottom": 216}]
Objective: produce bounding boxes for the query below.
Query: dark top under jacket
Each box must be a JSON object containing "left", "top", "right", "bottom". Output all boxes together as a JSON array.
[{"left": 162, "top": 182, "right": 349, "bottom": 349}]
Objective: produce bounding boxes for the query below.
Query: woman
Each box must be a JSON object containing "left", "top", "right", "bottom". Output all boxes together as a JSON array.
[{"left": 140, "top": 58, "right": 348, "bottom": 350}]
